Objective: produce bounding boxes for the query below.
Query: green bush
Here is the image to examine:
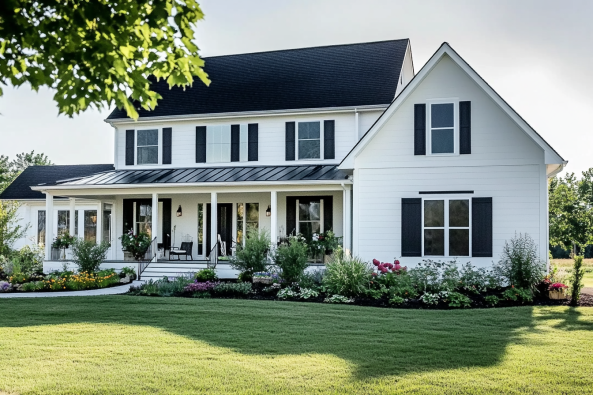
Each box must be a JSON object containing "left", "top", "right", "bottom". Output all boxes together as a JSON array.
[
  {"left": 21, "top": 281, "right": 37, "bottom": 292},
  {"left": 10, "top": 245, "right": 44, "bottom": 276},
  {"left": 493, "top": 233, "right": 545, "bottom": 290},
  {"left": 298, "top": 270, "right": 324, "bottom": 290},
  {"left": 484, "top": 295, "right": 500, "bottom": 306},
  {"left": 502, "top": 287, "right": 533, "bottom": 303},
  {"left": 195, "top": 268, "right": 218, "bottom": 282},
  {"left": 445, "top": 292, "right": 472, "bottom": 308},
  {"left": 569, "top": 255, "right": 585, "bottom": 306},
  {"left": 211, "top": 282, "right": 252, "bottom": 297},
  {"left": 410, "top": 260, "right": 459, "bottom": 293},
  {"left": 274, "top": 236, "right": 309, "bottom": 284},
  {"left": 131, "top": 275, "right": 194, "bottom": 297},
  {"left": 120, "top": 266, "right": 136, "bottom": 277},
  {"left": 230, "top": 228, "right": 270, "bottom": 278},
  {"left": 386, "top": 271, "right": 418, "bottom": 299},
  {"left": 323, "top": 255, "right": 372, "bottom": 297},
  {"left": 71, "top": 238, "right": 110, "bottom": 273}
]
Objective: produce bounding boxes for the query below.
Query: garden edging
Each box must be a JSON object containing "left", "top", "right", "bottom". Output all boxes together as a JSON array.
[{"left": 0, "top": 281, "right": 144, "bottom": 298}]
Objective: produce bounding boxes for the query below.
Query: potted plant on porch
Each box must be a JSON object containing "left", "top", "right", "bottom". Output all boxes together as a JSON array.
[
  {"left": 51, "top": 232, "right": 75, "bottom": 260},
  {"left": 120, "top": 230, "right": 152, "bottom": 262}
]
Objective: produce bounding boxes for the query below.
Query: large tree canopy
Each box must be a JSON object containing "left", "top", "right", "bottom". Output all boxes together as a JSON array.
[{"left": 0, "top": 0, "right": 210, "bottom": 119}]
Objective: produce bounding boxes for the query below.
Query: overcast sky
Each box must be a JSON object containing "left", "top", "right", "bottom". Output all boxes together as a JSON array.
[{"left": 0, "top": 0, "right": 591, "bottom": 176}]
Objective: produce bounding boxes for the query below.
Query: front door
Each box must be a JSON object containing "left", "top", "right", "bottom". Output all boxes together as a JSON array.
[{"left": 206, "top": 203, "right": 233, "bottom": 257}]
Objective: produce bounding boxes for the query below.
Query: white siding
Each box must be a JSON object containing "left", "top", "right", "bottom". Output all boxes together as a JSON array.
[{"left": 353, "top": 54, "right": 548, "bottom": 267}]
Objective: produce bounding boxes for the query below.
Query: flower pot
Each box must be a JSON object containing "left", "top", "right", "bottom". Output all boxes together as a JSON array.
[
  {"left": 51, "top": 248, "right": 62, "bottom": 261},
  {"left": 549, "top": 289, "right": 567, "bottom": 300},
  {"left": 123, "top": 251, "right": 135, "bottom": 262},
  {"left": 323, "top": 254, "right": 331, "bottom": 264}
]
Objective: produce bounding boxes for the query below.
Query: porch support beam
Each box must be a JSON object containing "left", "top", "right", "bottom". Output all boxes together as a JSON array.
[
  {"left": 342, "top": 185, "right": 352, "bottom": 255},
  {"left": 45, "top": 193, "right": 54, "bottom": 260},
  {"left": 96, "top": 200, "right": 103, "bottom": 244},
  {"left": 210, "top": 192, "right": 218, "bottom": 258},
  {"left": 152, "top": 193, "right": 159, "bottom": 243},
  {"left": 69, "top": 198, "right": 76, "bottom": 237},
  {"left": 270, "top": 190, "right": 278, "bottom": 246}
]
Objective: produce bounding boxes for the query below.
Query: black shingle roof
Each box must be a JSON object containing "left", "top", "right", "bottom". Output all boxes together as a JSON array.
[
  {"left": 0, "top": 164, "right": 114, "bottom": 200},
  {"left": 45, "top": 165, "right": 348, "bottom": 187},
  {"left": 107, "top": 39, "right": 409, "bottom": 120}
]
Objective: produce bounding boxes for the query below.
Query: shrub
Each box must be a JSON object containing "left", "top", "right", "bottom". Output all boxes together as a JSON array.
[
  {"left": 389, "top": 296, "right": 405, "bottom": 305},
  {"left": 185, "top": 281, "right": 218, "bottom": 293},
  {"left": 21, "top": 281, "right": 37, "bottom": 292},
  {"left": 230, "top": 228, "right": 270, "bottom": 278},
  {"left": 277, "top": 288, "right": 298, "bottom": 300},
  {"left": 445, "top": 292, "right": 472, "bottom": 308},
  {"left": 323, "top": 255, "right": 372, "bottom": 297},
  {"left": 371, "top": 259, "right": 408, "bottom": 288},
  {"left": 484, "top": 295, "right": 500, "bottom": 306},
  {"left": 420, "top": 292, "right": 445, "bottom": 305},
  {"left": 211, "top": 282, "right": 252, "bottom": 297},
  {"left": 459, "top": 263, "right": 500, "bottom": 293},
  {"left": 195, "top": 268, "right": 218, "bottom": 282},
  {"left": 274, "top": 236, "right": 309, "bottom": 284},
  {"left": 120, "top": 230, "right": 152, "bottom": 260},
  {"left": 130, "top": 275, "right": 194, "bottom": 297},
  {"left": 493, "top": 233, "right": 545, "bottom": 290},
  {"left": 0, "top": 281, "right": 11, "bottom": 292},
  {"left": 299, "top": 288, "right": 319, "bottom": 300},
  {"left": 569, "top": 255, "right": 585, "bottom": 306},
  {"left": 120, "top": 266, "right": 136, "bottom": 278},
  {"left": 409, "top": 260, "right": 459, "bottom": 293},
  {"left": 298, "top": 270, "right": 324, "bottom": 290},
  {"left": 71, "top": 238, "right": 110, "bottom": 273},
  {"left": 10, "top": 245, "right": 44, "bottom": 276},
  {"left": 324, "top": 294, "right": 353, "bottom": 304},
  {"left": 386, "top": 272, "right": 418, "bottom": 299},
  {"left": 502, "top": 287, "right": 533, "bottom": 303}
]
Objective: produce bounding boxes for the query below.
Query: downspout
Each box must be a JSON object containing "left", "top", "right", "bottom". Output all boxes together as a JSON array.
[{"left": 354, "top": 108, "right": 359, "bottom": 141}]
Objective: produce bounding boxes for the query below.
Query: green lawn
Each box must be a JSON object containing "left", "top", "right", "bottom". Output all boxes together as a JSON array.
[{"left": 0, "top": 297, "right": 592, "bottom": 394}]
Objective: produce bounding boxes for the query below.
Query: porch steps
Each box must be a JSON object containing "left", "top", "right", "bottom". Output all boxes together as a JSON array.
[{"left": 139, "top": 262, "right": 240, "bottom": 281}]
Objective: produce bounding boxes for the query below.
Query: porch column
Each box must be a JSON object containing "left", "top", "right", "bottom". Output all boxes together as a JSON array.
[
  {"left": 210, "top": 192, "right": 218, "bottom": 257},
  {"left": 111, "top": 200, "right": 118, "bottom": 260},
  {"left": 69, "top": 198, "right": 76, "bottom": 237},
  {"left": 151, "top": 193, "right": 159, "bottom": 243},
  {"left": 270, "top": 190, "right": 278, "bottom": 246},
  {"left": 342, "top": 185, "right": 352, "bottom": 255},
  {"left": 96, "top": 200, "right": 103, "bottom": 244},
  {"left": 45, "top": 193, "right": 54, "bottom": 260}
]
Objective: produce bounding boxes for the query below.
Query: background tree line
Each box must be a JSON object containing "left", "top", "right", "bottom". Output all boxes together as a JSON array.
[{"left": 549, "top": 168, "right": 593, "bottom": 258}]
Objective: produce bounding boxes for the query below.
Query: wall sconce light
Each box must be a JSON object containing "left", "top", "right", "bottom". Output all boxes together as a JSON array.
[
  {"left": 176, "top": 205, "right": 182, "bottom": 217},
  {"left": 266, "top": 205, "right": 271, "bottom": 217}
]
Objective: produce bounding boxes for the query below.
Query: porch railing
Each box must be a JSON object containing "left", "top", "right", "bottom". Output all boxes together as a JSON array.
[
  {"left": 137, "top": 237, "right": 158, "bottom": 281},
  {"left": 207, "top": 242, "right": 219, "bottom": 269}
]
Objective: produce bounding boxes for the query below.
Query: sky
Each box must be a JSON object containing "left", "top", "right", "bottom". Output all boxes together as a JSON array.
[{"left": 0, "top": 0, "right": 591, "bottom": 176}]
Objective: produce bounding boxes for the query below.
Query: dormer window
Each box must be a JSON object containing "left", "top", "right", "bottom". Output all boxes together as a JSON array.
[
  {"left": 137, "top": 129, "right": 159, "bottom": 165},
  {"left": 428, "top": 101, "right": 457, "bottom": 155}
]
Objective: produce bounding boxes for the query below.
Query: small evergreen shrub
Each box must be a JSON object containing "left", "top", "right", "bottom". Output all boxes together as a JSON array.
[
  {"left": 230, "top": 228, "right": 270, "bottom": 278},
  {"left": 274, "top": 236, "right": 309, "bottom": 284},
  {"left": 71, "top": 238, "right": 110, "bottom": 273},
  {"left": 195, "top": 268, "right": 218, "bottom": 282},
  {"left": 484, "top": 295, "right": 500, "bottom": 306},
  {"left": 569, "top": 255, "right": 585, "bottom": 306}
]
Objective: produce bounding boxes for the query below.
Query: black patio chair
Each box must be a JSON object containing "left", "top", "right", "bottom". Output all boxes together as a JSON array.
[{"left": 169, "top": 241, "right": 193, "bottom": 261}]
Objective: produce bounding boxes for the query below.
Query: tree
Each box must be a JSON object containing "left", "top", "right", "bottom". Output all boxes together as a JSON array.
[
  {"left": 0, "top": 1, "right": 210, "bottom": 119},
  {"left": 0, "top": 200, "right": 28, "bottom": 257},
  {"left": 0, "top": 151, "right": 53, "bottom": 193},
  {"left": 549, "top": 171, "right": 593, "bottom": 255}
]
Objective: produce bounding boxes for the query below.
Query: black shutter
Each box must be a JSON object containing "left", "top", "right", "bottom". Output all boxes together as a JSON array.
[
  {"left": 195, "top": 126, "right": 207, "bottom": 163},
  {"left": 324, "top": 120, "right": 335, "bottom": 159},
  {"left": 414, "top": 104, "right": 426, "bottom": 155},
  {"left": 162, "top": 127, "right": 172, "bottom": 164},
  {"left": 161, "top": 199, "right": 172, "bottom": 250},
  {"left": 231, "top": 125, "right": 240, "bottom": 162},
  {"left": 401, "top": 198, "right": 422, "bottom": 257},
  {"left": 285, "top": 122, "right": 295, "bottom": 161},
  {"left": 286, "top": 196, "right": 297, "bottom": 236},
  {"left": 125, "top": 130, "right": 135, "bottom": 165},
  {"left": 323, "top": 196, "right": 333, "bottom": 231},
  {"left": 460, "top": 101, "right": 471, "bottom": 154},
  {"left": 122, "top": 199, "right": 134, "bottom": 234},
  {"left": 248, "top": 123, "right": 258, "bottom": 161},
  {"left": 472, "top": 197, "right": 493, "bottom": 257}
]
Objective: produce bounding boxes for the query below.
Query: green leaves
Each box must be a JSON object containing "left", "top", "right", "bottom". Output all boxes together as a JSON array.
[{"left": 0, "top": 0, "right": 210, "bottom": 120}]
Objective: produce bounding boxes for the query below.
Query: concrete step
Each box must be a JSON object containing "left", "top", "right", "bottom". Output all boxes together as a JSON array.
[{"left": 139, "top": 263, "right": 240, "bottom": 281}]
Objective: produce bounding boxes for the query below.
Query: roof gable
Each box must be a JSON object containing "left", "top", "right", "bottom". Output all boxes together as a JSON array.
[
  {"left": 340, "top": 42, "right": 566, "bottom": 169},
  {"left": 107, "top": 39, "right": 409, "bottom": 120}
]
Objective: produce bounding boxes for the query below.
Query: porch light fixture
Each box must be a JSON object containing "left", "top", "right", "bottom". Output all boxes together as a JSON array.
[
  {"left": 176, "top": 205, "right": 182, "bottom": 217},
  {"left": 266, "top": 205, "right": 271, "bottom": 217}
]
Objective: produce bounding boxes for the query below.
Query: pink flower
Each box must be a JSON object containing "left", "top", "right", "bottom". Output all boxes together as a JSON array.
[
  {"left": 394, "top": 263, "right": 401, "bottom": 271},
  {"left": 394, "top": 259, "right": 400, "bottom": 265},
  {"left": 372, "top": 259, "right": 380, "bottom": 266},
  {"left": 371, "top": 273, "right": 378, "bottom": 277}
]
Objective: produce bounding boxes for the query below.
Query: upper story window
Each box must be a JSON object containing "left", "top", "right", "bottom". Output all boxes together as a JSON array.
[
  {"left": 298, "top": 121, "right": 321, "bottom": 160},
  {"left": 428, "top": 102, "right": 457, "bottom": 155},
  {"left": 206, "top": 125, "right": 232, "bottom": 163},
  {"left": 137, "top": 129, "right": 159, "bottom": 165}
]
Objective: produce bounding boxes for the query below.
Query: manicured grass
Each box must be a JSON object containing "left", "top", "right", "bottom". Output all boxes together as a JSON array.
[
  {"left": 0, "top": 297, "right": 592, "bottom": 394},
  {"left": 551, "top": 258, "right": 593, "bottom": 288}
]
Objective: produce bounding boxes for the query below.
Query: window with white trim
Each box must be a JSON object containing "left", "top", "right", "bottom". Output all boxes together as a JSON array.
[
  {"left": 423, "top": 198, "right": 470, "bottom": 257},
  {"left": 137, "top": 129, "right": 159, "bottom": 165},
  {"left": 57, "top": 210, "right": 70, "bottom": 236},
  {"left": 236, "top": 203, "right": 259, "bottom": 245},
  {"left": 297, "top": 198, "right": 324, "bottom": 240},
  {"left": 206, "top": 125, "right": 231, "bottom": 163},
  {"left": 297, "top": 121, "right": 321, "bottom": 160},
  {"left": 428, "top": 102, "right": 457, "bottom": 154}
]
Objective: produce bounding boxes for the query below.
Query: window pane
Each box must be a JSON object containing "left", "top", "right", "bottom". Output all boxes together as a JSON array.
[
  {"left": 57, "top": 211, "right": 69, "bottom": 236},
  {"left": 236, "top": 203, "right": 244, "bottom": 244},
  {"left": 84, "top": 210, "right": 97, "bottom": 242},
  {"left": 38, "top": 210, "right": 46, "bottom": 245},
  {"left": 246, "top": 203, "right": 259, "bottom": 222},
  {"left": 431, "top": 129, "right": 454, "bottom": 154},
  {"left": 75, "top": 211, "right": 79, "bottom": 236},
  {"left": 449, "top": 200, "right": 469, "bottom": 227},
  {"left": 138, "top": 129, "right": 158, "bottom": 146},
  {"left": 206, "top": 125, "right": 231, "bottom": 163},
  {"left": 137, "top": 130, "right": 147, "bottom": 146},
  {"left": 299, "top": 221, "right": 321, "bottom": 241},
  {"left": 449, "top": 229, "right": 469, "bottom": 256},
  {"left": 138, "top": 146, "right": 158, "bottom": 164},
  {"left": 424, "top": 200, "right": 444, "bottom": 227},
  {"left": 431, "top": 103, "right": 454, "bottom": 128},
  {"left": 298, "top": 122, "right": 320, "bottom": 139},
  {"left": 424, "top": 229, "right": 444, "bottom": 256},
  {"left": 299, "top": 201, "right": 320, "bottom": 221},
  {"left": 298, "top": 140, "right": 320, "bottom": 159},
  {"left": 103, "top": 204, "right": 112, "bottom": 244}
]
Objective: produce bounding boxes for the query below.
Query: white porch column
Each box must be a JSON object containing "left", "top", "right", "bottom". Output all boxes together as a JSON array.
[
  {"left": 96, "top": 200, "right": 103, "bottom": 244},
  {"left": 111, "top": 200, "right": 118, "bottom": 260},
  {"left": 342, "top": 185, "right": 352, "bottom": 255},
  {"left": 210, "top": 192, "right": 218, "bottom": 257},
  {"left": 270, "top": 190, "right": 278, "bottom": 245},
  {"left": 45, "top": 193, "right": 54, "bottom": 260},
  {"left": 69, "top": 198, "right": 76, "bottom": 237},
  {"left": 151, "top": 193, "right": 159, "bottom": 242}
]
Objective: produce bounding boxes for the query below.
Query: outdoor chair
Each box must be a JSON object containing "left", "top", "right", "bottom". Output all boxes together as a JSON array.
[{"left": 169, "top": 241, "right": 193, "bottom": 261}]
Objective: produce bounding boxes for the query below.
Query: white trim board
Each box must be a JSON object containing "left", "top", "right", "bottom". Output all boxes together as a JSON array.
[{"left": 339, "top": 42, "right": 566, "bottom": 170}]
